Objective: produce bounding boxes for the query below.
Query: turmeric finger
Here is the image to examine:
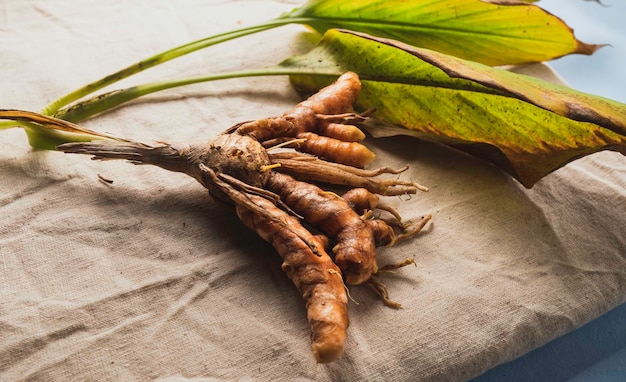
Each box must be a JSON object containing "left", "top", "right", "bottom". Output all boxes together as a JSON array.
[
  {"left": 296, "top": 132, "right": 376, "bottom": 168},
  {"left": 235, "top": 194, "right": 348, "bottom": 363},
  {"left": 296, "top": 72, "right": 361, "bottom": 116},
  {"left": 316, "top": 122, "right": 366, "bottom": 142},
  {"left": 343, "top": 188, "right": 431, "bottom": 248},
  {"left": 232, "top": 117, "right": 296, "bottom": 143},
  {"left": 234, "top": 72, "right": 361, "bottom": 142},
  {"left": 266, "top": 172, "right": 379, "bottom": 285},
  {"left": 342, "top": 187, "right": 405, "bottom": 223}
]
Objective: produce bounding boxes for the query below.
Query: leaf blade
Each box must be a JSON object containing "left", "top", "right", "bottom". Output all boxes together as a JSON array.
[
  {"left": 286, "top": 0, "right": 600, "bottom": 66},
  {"left": 280, "top": 29, "right": 626, "bottom": 187},
  {"left": 357, "top": 81, "right": 626, "bottom": 187},
  {"left": 341, "top": 30, "right": 626, "bottom": 136}
]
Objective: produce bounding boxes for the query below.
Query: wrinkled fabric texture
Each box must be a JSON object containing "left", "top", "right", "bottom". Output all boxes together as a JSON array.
[{"left": 1, "top": 1, "right": 625, "bottom": 381}]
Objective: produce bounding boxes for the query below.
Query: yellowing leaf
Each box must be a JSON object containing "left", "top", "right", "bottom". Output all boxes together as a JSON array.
[
  {"left": 345, "top": 30, "right": 626, "bottom": 136},
  {"left": 285, "top": 0, "right": 600, "bottom": 66},
  {"left": 280, "top": 29, "right": 626, "bottom": 187}
]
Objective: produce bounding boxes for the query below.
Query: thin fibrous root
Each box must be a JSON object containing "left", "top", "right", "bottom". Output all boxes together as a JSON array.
[
  {"left": 360, "top": 209, "right": 374, "bottom": 221},
  {"left": 378, "top": 258, "right": 416, "bottom": 272},
  {"left": 374, "top": 203, "right": 403, "bottom": 224},
  {"left": 367, "top": 276, "right": 402, "bottom": 309},
  {"left": 264, "top": 138, "right": 307, "bottom": 151},
  {"left": 271, "top": 152, "right": 414, "bottom": 176},
  {"left": 379, "top": 178, "right": 429, "bottom": 193},
  {"left": 260, "top": 163, "right": 281, "bottom": 172},
  {"left": 314, "top": 108, "right": 375, "bottom": 123},
  {"left": 394, "top": 214, "right": 432, "bottom": 243},
  {"left": 330, "top": 269, "right": 361, "bottom": 306},
  {"left": 269, "top": 153, "right": 425, "bottom": 196}
]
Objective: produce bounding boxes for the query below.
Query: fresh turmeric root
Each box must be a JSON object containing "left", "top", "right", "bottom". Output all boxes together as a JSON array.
[
  {"left": 46, "top": 72, "right": 432, "bottom": 363},
  {"left": 235, "top": 194, "right": 349, "bottom": 363},
  {"left": 265, "top": 171, "right": 379, "bottom": 286}
]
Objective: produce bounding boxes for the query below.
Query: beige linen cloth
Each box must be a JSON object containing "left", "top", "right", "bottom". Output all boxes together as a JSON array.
[{"left": 1, "top": 1, "right": 625, "bottom": 381}]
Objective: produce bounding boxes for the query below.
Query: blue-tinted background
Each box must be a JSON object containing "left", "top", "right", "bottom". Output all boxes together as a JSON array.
[{"left": 539, "top": 0, "right": 626, "bottom": 103}]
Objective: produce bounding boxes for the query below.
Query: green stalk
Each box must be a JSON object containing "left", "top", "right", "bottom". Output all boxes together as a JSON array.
[
  {"left": 55, "top": 66, "right": 340, "bottom": 123},
  {"left": 8, "top": 65, "right": 338, "bottom": 150},
  {"left": 0, "top": 120, "right": 26, "bottom": 130},
  {"left": 23, "top": 124, "right": 106, "bottom": 151},
  {"left": 41, "top": 17, "right": 315, "bottom": 116}
]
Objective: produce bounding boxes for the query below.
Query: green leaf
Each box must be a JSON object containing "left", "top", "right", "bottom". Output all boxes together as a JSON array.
[
  {"left": 280, "top": 29, "right": 626, "bottom": 187},
  {"left": 37, "top": 0, "right": 599, "bottom": 123},
  {"left": 346, "top": 30, "right": 626, "bottom": 136},
  {"left": 285, "top": 0, "right": 600, "bottom": 66}
]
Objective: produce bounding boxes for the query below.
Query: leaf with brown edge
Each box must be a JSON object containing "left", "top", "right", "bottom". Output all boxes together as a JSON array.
[
  {"left": 279, "top": 29, "right": 626, "bottom": 187},
  {"left": 343, "top": 30, "right": 625, "bottom": 136}
]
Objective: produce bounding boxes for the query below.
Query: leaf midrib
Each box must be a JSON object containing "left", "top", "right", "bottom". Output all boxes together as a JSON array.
[{"left": 302, "top": 17, "right": 571, "bottom": 43}]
